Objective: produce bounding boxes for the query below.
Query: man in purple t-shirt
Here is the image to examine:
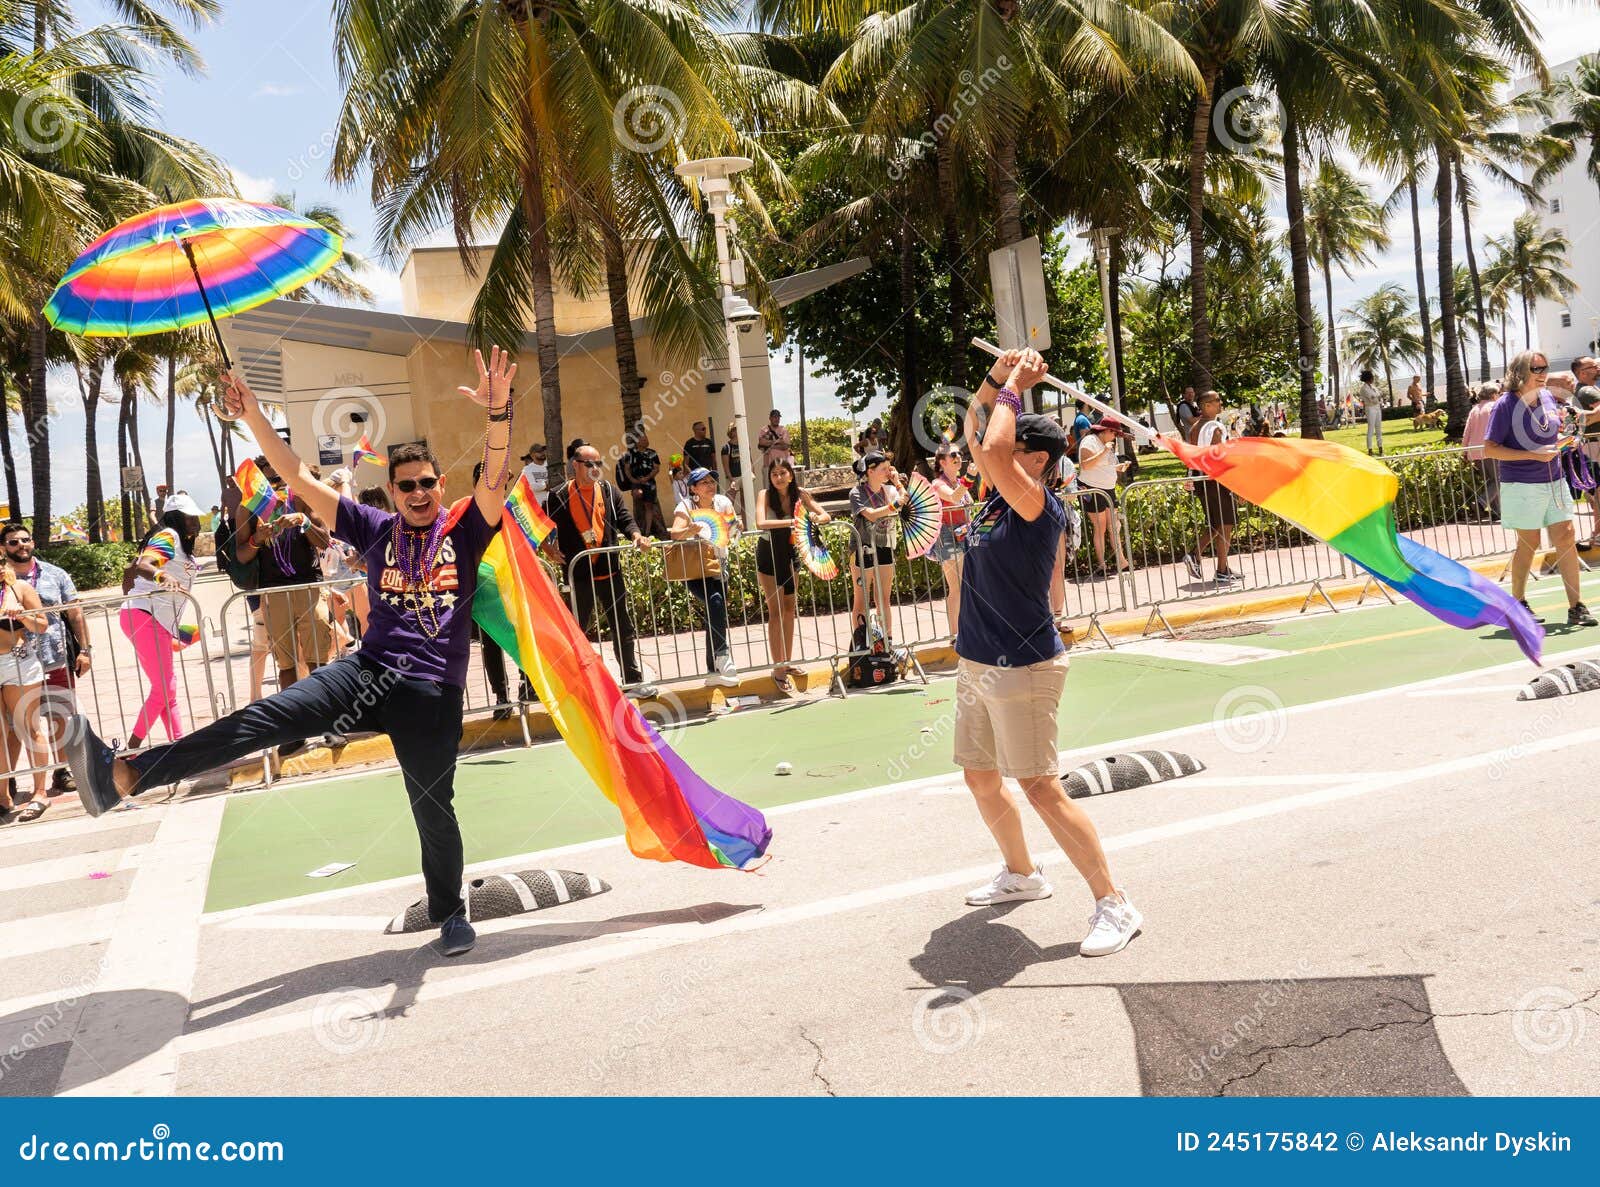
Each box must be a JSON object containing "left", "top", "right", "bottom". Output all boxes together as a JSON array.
[{"left": 64, "top": 348, "right": 521, "bottom": 956}]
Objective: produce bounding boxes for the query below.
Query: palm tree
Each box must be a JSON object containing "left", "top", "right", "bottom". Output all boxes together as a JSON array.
[
  {"left": 1304, "top": 158, "right": 1388, "bottom": 413},
  {"left": 1542, "top": 54, "right": 1600, "bottom": 209},
  {"left": 1484, "top": 213, "right": 1574, "bottom": 350},
  {"left": 331, "top": 0, "right": 774, "bottom": 486},
  {"left": 1167, "top": 0, "right": 1295, "bottom": 392},
  {"left": 1343, "top": 283, "right": 1423, "bottom": 406},
  {"left": 269, "top": 192, "right": 374, "bottom": 305},
  {"left": 8, "top": 0, "right": 224, "bottom": 539}
]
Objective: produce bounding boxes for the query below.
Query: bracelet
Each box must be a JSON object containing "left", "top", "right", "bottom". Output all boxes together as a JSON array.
[
  {"left": 980, "top": 374, "right": 1002, "bottom": 389},
  {"left": 487, "top": 404, "right": 512, "bottom": 423},
  {"left": 995, "top": 388, "right": 1023, "bottom": 415}
]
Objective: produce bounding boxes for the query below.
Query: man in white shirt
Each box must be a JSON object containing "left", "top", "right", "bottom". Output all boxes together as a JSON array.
[
  {"left": 1180, "top": 390, "right": 1240, "bottom": 585},
  {"left": 1358, "top": 369, "right": 1384, "bottom": 455},
  {"left": 519, "top": 442, "right": 550, "bottom": 506}
]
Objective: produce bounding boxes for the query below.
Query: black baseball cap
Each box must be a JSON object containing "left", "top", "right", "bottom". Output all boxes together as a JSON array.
[{"left": 1015, "top": 414, "right": 1069, "bottom": 466}]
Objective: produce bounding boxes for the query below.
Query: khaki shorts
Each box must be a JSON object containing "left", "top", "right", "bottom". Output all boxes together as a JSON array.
[
  {"left": 953, "top": 653, "right": 1070, "bottom": 779},
  {"left": 260, "top": 587, "right": 333, "bottom": 669}
]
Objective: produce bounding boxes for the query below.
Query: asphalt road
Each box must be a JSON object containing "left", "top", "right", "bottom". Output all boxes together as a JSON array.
[{"left": 2, "top": 586, "right": 1598, "bottom": 1097}]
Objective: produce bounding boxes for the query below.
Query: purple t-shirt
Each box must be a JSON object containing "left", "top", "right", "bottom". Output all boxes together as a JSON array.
[
  {"left": 335, "top": 496, "right": 498, "bottom": 687},
  {"left": 1486, "top": 390, "right": 1561, "bottom": 485}
]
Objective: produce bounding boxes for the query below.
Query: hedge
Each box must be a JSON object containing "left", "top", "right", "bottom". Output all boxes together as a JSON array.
[{"left": 36, "top": 541, "right": 138, "bottom": 594}]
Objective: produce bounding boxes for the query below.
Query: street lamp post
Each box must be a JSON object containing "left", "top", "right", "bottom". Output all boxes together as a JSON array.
[
  {"left": 676, "top": 156, "right": 759, "bottom": 519},
  {"left": 1079, "top": 226, "right": 1129, "bottom": 459}
]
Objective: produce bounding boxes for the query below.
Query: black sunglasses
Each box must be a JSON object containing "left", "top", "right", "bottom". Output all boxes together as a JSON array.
[
  {"left": 580, "top": 460, "right": 603, "bottom": 469},
  {"left": 394, "top": 476, "right": 439, "bottom": 493},
  {"left": 1532, "top": 364, "right": 1550, "bottom": 373}
]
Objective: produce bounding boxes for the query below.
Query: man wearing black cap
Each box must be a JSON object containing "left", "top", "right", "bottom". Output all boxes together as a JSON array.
[
  {"left": 953, "top": 347, "right": 1142, "bottom": 958},
  {"left": 519, "top": 442, "right": 549, "bottom": 507}
]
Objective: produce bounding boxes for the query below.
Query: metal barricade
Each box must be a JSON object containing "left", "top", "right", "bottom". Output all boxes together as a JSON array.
[
  {"left": 1056, "top": 486, "right": 1132, "bottom": 646},
  {"left": 214, "top": 575, "right": 534, "bottom": 742},
  {"left": 0, "top": 587, "right": 216, "bottom": 800},
  {"left": 1118, "top": 473, "right": 1347, "bottom": 634},
  {"left": 1384, "top": 446, "right": 1519, "bottom": 566}
]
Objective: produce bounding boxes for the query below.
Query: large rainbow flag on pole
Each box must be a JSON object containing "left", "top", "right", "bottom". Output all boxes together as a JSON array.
[
  {"left": 968, "top": 337, "right": 1545, "bottom": 664},
  {"left": 473, "top": 475, "right": 772, "bottom": 869},
  {"left": 1165, "top": 435, "right": 1544, "bottom": 663}
]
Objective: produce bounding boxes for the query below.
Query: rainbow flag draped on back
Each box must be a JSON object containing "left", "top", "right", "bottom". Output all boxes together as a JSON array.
[
  {"left": 473, "top": 475, "right": 772, "bottom": 869},
  {"left": 1165, "top": 435, "right": 1544, "bottom": 663}
]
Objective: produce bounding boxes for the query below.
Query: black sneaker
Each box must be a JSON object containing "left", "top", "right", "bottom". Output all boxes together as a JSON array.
[
  {"left": 1569, "top": 602, "right": 1598, "bottom": 627},
  {"left": 51, "top": 766, "right": 75, "bottom": 794},
  {"left": 1519, "top": 599, "right": 1546, "bottom": 624},
  {"left": 61, "top": 715, "right": 121, "bottom": 817},
  {"left": 439, "top": 915, "right": 476, "bottom": 957}
]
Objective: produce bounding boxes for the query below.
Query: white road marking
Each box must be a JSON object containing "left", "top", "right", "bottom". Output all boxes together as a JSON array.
[
  {"left": 56, "top": 797, "right": 226, "bottom": 1097},
  {"left": 0, "top": 903, "right": 119, "bottom": 960},
  {"left": 0, "top": 804, "right": 164, "bottom": 851},
  {"left": 174, "top": 725, "right": 1600, "bottom": 1058},
  {"left": 1109, "top": 639, "right": 1290, "bottom": 665},
  {"left": 1405, "top": 685, "right": 1528, "bottom": 698},
  {"left": 198, "top": 642, "right": 1600, "bottom": 926},
  {"left": 0, "top": 850, "right": 126, "bottom": 894}
]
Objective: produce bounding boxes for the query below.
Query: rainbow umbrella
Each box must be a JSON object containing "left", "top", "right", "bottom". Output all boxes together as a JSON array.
[{"left": 43, "top": 198, "right": 343, "bottom": 368}]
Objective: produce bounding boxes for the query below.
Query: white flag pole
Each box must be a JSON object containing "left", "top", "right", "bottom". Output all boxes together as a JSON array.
[{"left": 971, "top": 337, "right": 1161, "bottom": 446}]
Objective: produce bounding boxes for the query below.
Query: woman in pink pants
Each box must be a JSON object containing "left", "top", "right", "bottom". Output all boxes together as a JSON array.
[{"left": 119, "top": 497, "right": 203, "bottom": 748}]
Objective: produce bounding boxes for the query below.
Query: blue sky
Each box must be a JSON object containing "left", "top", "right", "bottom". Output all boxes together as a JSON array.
[{"left": 25, "top": 0, "right": 1600, "bottom": 514}]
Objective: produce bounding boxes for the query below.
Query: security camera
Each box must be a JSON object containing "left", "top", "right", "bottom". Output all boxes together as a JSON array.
[{"left": 723, "top": 294, "right": 761, "bottom": 328}]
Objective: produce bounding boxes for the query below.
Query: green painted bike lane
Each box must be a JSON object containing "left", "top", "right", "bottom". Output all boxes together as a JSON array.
[{"left": 204, "top": 576, "right": 1599, "bottom": 912}]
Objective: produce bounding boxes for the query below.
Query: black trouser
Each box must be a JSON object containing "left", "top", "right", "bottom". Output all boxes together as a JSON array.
[
  {"left": 572, "top": 568, "right": 643, "bottom": 684},
  {"left": 126, "top": 654, "right": 467, "bottom": 922}
]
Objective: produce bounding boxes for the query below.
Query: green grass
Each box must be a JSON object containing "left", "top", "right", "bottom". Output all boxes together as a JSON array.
[{"left": 1125, "top": 421, "right": 1450, "bottom": 484}]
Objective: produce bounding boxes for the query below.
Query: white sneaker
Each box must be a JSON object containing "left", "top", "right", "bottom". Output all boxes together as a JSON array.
[
  {"left": 1080, "top": 894, "right": 1143, "bottom": 957},
  {"left": 707, "top": 656, "right": 739, "bottom": 688},
  {"left": 964, "top": 866, "right": 1053, "bottom": 906},
  {"left": 1182, "top": 552, "right": 1203, "bottom": 580}
]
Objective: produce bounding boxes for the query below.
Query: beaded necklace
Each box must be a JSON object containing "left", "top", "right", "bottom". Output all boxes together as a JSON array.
[{"left": 390, "top": 510, "right": 449, "bottom": 639}]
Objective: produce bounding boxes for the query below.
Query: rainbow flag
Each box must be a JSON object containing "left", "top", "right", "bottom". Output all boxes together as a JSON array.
[
  {"left": 233, "top": 458, "right": 280, "bottom": 520},
  {"left": 474, "top": 474, "right": 771, "bottom": 869},
  {"left": 1165, "top": 435, "right": 1544, "bottom": 663},
  {"left": 60, "top": 526, "right": 88, "bottom": 543},
  {"left": 354, "top": 433, "right": 385, "bottom": 467}
]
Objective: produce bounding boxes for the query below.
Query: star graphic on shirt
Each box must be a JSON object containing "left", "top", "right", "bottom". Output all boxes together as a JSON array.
[{"left": 439, "top": 592, "right": 457, "bottom": 608}]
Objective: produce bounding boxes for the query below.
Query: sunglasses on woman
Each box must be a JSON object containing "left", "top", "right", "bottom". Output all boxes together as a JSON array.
[
  {"left": 394, "top": 476, "right": 440, "bottom": 493},
  {"left": 1532, "top": 364, "right": 1550, "bottom": 373}
]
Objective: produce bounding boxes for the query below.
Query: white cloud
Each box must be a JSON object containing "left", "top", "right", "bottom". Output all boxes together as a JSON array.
[
  {"left": 229, "top": 167, "right": 278, "bottom": 203},
  {"left": 251, "top": 82, "right": 301, "bottom": 99}
]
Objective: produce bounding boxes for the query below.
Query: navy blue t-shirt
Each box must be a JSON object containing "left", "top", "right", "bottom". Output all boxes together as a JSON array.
[{"left": 955, "top": 489, "right": 1066, "bottom": 667}]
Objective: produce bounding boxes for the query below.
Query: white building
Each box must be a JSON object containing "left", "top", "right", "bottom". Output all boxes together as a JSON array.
[{"left": 1518, "top": 56, "right": 1600, "bottom": 366}]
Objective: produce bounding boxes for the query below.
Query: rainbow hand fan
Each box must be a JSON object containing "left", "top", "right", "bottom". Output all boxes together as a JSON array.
[
  {"left": 792, "top": 503, "right": 837, "bottom": 580},
  {"left": 899, "top": 472, "right": 942, "bottom": 558},
  {"left": 690, "top": 509, "right": 736, "bottom": 549}
]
